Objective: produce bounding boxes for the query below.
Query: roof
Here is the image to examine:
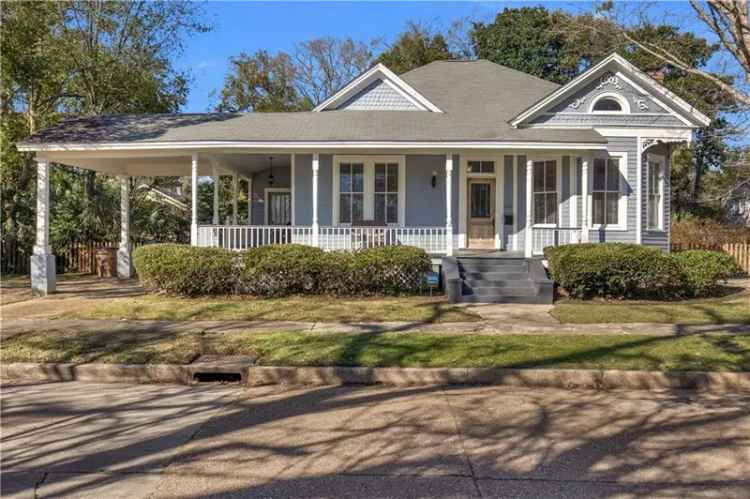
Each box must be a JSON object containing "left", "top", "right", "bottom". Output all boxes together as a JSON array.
[{"left": 20, "top": 60, "right": 615, "bottom": 149}]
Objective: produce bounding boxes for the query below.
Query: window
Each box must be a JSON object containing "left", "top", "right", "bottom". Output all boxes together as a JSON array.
[
  {"left": 592, "top": 158, "right": 621, "bottom": 226},
  {"left": 533, "top": 160, "right": 557, "bottom": 225},
  {"left": 339, "top": 162, "right": 364, "bottom": 224},
  {"left": 468, "top": 160, "right": 495, "bottom": 174},
  {"left": 647, "top": 156, "right": 664, "bottom": 230},
  {"left": 374, "top": 162, "right": 399, "bottom": 224},
  {"left": 334, "top": 156, "right": 405, "bottom": 225},
  {"left": 592, "top": 98, "right": 622, "bottom": 112}
]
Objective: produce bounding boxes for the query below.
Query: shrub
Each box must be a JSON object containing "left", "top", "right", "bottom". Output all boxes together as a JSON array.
[
  {"left": 241, "top": 244, "right": 328, "bottom": 297},
  {"left": 544, "top": 243, "right": 685, "bottom": 299},
  {"left": 132, "top": 244, "right": 237, "bottom": 296},
  {"left": 350, "top": 245, "right": 432, "bottom": 295},
  {"left": 671, "top": 250, "right": 742, "bottom": 297}
]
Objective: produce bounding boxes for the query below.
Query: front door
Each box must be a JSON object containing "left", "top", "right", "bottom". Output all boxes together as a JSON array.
[
  {"left": 468, "top": 179, "right": 495, "bottom": 248},
  {"left": 267, "top": 190, "right": 291, "bottom": 225}
]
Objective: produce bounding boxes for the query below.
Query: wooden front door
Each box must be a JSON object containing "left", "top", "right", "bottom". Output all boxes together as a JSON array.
[{"left": 468, "top": 179, "right": 495, "bottom": 248}]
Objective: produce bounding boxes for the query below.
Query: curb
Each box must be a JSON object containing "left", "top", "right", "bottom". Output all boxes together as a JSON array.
[{"left": 3, "top": 362, "right": 750, "bottom": 392}]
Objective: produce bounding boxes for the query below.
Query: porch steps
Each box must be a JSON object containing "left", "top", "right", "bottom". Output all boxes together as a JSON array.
[{"left": 453, "top": 256, "right": 553, "bottom": 305}]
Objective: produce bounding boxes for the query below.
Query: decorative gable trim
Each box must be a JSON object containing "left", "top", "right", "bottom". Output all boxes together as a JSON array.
[
  {"left": 313, "top": 63, "right": 443, "bottom": 113},
  {"left": 511, "top": 53, "right": 710, "bottom": 128}
]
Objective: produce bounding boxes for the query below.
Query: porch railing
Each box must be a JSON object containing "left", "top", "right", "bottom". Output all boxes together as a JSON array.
[
  {"left": 531, "top": 227, "right": 582, "bottom": 255},
  {"left": 197, "top": 225, "right": 448, "bottom": 254}
]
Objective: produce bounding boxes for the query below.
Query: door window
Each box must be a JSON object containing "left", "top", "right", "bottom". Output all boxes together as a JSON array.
[{"left": 470, "top": 183, "right": 491, "bottom": 218}]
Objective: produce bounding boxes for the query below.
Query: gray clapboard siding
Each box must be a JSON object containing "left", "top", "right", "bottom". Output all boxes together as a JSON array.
[
  {"left": 515, "top": 155, "right": 527, "bottom": 251},
  {"left": 294, "top": 154, "right": 332, "bottom": 226}
]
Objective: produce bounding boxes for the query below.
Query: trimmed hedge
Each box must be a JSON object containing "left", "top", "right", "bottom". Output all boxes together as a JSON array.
[
  {"left": 133, "top": 244, "right": 237, "bottom": 296},
  {"left": 671, "top": 250, "right": 741, "bottom": 297},
  {"left": 134, "top": 243, "right": 432, "bottom": 297},
  {"left": 545, "top": 244, "right": 741, "bottom": 300}
]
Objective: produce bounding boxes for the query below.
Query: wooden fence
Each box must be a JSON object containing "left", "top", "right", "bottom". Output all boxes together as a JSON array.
[
  {"left": 671, "top": 242, "right": 750, "bottom": 274},
  {"left": 2, "top": 241, "right": 125, "bottom": 276}
]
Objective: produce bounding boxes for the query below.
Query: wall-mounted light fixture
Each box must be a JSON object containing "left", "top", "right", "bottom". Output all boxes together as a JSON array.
[{"left": 431, "top": 171, "right": 437, "bottom": 188}]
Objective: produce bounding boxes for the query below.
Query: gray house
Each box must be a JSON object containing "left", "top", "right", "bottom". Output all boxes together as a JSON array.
[{"left": 20, "top": 53, "right": 710, "bottom": 301}]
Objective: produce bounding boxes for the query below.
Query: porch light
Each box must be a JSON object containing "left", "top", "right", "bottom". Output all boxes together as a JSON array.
[
  {"left": 267, "top": 156, "right": 274, "bottom": 186},
  {"left": 431, "top": 171, "right": 437, "bottom": 188}
]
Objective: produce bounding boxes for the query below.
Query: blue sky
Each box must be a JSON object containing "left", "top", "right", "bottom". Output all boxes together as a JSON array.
[{"left": 177, "top": 1, "right": 704, "bottom": 112}]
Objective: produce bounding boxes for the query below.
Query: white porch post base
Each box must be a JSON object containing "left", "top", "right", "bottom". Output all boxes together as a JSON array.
[
  {"left": 117, "top": 248, "right": 132, "bottom": 279},
  {"left": 31, "top": 253, "right": 56, "bottom": 296}
]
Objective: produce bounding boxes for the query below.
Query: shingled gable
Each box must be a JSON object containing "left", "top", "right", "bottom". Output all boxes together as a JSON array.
[{"left": 510, "top": 53, "right": 711, "bottom": 129}]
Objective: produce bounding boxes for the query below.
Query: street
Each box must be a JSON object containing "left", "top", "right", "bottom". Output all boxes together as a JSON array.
[{"left": 1, "top": 381, "right": 749, "bottom": 498}]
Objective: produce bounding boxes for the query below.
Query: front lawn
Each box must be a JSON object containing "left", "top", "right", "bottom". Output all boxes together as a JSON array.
[
  {"left": 58, "top": 294, "right": 480, "bottom": 323},
  {"left": 3, "top": 329, "right": 748, "bottom": 371},
  {"left": 552, "top": 292, "right": 750, "bottom": 325}
]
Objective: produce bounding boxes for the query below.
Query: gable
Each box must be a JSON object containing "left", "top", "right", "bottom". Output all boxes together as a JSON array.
[
  {"left": 314, "top": 63, "right": 442, "bottom": 113},
  {"left": 336, "top": 79, "right": 421, "bottom": 111},
  {"left": 512, "top": 53, "right": 710, "bottom": 129}
]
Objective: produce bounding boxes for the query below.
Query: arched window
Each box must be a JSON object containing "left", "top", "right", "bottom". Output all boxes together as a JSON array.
[{"left": 592, "top": 97, "right": 622, "bottom": 112}]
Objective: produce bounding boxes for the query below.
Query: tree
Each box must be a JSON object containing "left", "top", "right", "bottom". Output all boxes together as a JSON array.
[
  {"left": 375, "top": 23, "right": 455, "bottom": 74},
  {"left": 1, "top": 1, "right": 209, "bottom": 250},
  {"left": 216, "top": 51, "right": 308, "bottom": 112}
]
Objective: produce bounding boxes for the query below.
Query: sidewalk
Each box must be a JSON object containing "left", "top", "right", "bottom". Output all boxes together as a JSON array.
[{"left": 2, "top": 317, "right": 749, "bottom": 340}]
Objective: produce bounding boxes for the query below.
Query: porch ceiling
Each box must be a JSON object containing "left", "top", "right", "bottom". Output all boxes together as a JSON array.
[{"left": 37, "top": 151, "right": 291, "bottom": 178}]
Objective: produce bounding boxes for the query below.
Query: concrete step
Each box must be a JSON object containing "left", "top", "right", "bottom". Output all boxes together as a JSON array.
[
  {"left": 461, "top": 271, "right": 531, "bottom": 281},
  {"left": 464, "top": 286, "right": 538, "bottom": 297},
  {"left": 456, "top": 294, "right": 549, "bottom": 304},
  {"left": 463, "top": 278, "right": 535, "bottom": 288}
]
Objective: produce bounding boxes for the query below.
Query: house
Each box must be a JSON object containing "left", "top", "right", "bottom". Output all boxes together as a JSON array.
[{"left": 18, "top": 53, "right": 710, "bottom": 302}]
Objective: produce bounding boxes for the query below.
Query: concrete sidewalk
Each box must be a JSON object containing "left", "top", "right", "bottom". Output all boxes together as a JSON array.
[
  {"left": 2, "top": 381, "right": 749, "bottom": 498},
  {"left": 2, "top": 317, "right": 749, "bottom": 340}
]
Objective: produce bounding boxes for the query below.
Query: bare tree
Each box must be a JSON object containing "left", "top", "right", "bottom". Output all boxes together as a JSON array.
[{"left": 292, "top": 37, "right": 375, "bottom": 106}]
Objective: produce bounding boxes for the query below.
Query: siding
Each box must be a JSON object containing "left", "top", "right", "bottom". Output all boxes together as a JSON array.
[
  {"left": 249, "top": 166, "right": 290, "bottom": 225},
  {"left": 532, "top": 114, "right": 683, "bottom": 127},
  {"left": 336, "top": 79, "right": 421, "bottom": 111},
  {"left": 293, "top": 154, "right": 332, "bottom": 226},
  {"left": 405, "top": 155, "right": 446, "bottom": 226}
]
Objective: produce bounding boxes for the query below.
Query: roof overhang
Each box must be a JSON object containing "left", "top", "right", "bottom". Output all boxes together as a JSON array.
[
  {"left": 312, "top": 63, "right": 443, "bottom": 113},
  {"left": 511, "top": 53, "right": 711, "bottom": 129}
]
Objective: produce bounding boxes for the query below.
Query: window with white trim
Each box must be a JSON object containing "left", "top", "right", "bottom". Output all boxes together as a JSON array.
[
  {"left": 339, "top": 162, "right": 364, "bottom": 224},
  {"left": 468, "top": 160, "right": 495, "bottom": 174},
  {"left": 647, "top": 155, "right": 664, "bottom": 230},
  {"left": 334, "top": 156, "right": 405, "bottom": 225},
  {"left": 374, "top": 162, "right": 399, "bottom": 224},
  {"left": 592, "top": 158, "right": 621, "bottom": 226},
  {"left": 533, "top": 160, "right": 557, "bottom": 225}
]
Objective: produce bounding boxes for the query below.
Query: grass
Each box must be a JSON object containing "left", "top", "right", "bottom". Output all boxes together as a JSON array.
[
  {"left": 2, "top": 329, "right": 749, "bottom": 372},
  {"left": 57, "top": 294, "right": 480, "bottom": 323},
  {"left": 551, "top": 291, "right": 750, "bottom": 325}
]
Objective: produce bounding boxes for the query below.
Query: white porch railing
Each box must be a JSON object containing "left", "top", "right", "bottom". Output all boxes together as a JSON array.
[
  {"left": 531, "top": 227, "right": 582, "bottom": 256},
  {"left": 197, "top": 225, "right": 448, "bottom": 254}
]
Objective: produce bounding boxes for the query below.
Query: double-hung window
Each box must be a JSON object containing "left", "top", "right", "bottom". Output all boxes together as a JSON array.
[
  {"left": 592, "top": 158, "right": 620, "bottom": 226},
  {"left": 374, "top": 162, "right": 399, "bottom": 224},
  {"left": 647, "top": 155, "right": 664, "bottom": 230},
  {"left": 334, "top": 156, "right": 404, "bottom": 225},
  {"left": 533, "top": 160, "right": 557, "bottom": 225},
  {"left": 339, "top": 162, "right": 364, "bottom": 224}
]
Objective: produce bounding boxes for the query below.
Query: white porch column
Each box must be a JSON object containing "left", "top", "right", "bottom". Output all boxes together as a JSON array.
[
  {"left": 190, "top": 153, "right": 199, "bottom": 246},
  {"left": 31, "top": 159, "right": 55, "bottom": 296},
  {"left": 212, "top": 165, "right": 219, "bottom": 225},
  {"left": 524, "top": 159, "right": 534, "bottom": 258},
  {"left": 445, "top": 154, "right": 453, "bottom": 256},
  {"left": 231, "top": 172, "right": 238, "bottom": 225},
  {"left": 312, "top": 153, "right": 320, "bottom": 247},
  {"left": 117, "top": 175, "right": 132, "bottom": 279},
  {"left": 581, "top": 158, "right": 590, "bottom": 243},
  {"left": 247, "top": 176, "right": 253, "bottom": 224}
]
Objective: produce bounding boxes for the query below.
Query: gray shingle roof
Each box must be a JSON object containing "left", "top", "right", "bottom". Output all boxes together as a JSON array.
[{"left": 21, "top": 60, "right": 607, "bottom": 146}]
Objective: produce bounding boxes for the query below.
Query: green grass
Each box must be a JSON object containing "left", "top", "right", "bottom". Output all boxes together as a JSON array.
[
  {"left": 551, "top": 293, "right": 750, "bottom": 325},
  {"left": 3, "top": 329, "right": 749, "bottom": 372},
  {"left": 58, "top": 294, "right": 479, "bottom": 323}
]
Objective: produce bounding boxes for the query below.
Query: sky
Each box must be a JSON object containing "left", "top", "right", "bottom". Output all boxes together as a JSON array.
[{"left": 177, "top": 1, "right": 706, "bottom": 113}]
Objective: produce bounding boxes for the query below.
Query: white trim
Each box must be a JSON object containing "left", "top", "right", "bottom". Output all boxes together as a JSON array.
[
  {"left": 459, "top": 154, "right": 503, "bottom": 249},
  {"left": 445, "top": 154, "right": 453, "bottom": 256},
  {"left": 588, "top": 151, "right": 629, "bottom": 231},
  {"left": 264, "top": 187, "right": 291, "bottom": 225},
  {"left": 524, "top": 159, "right": 533, "bottom": 258},
  {"left": 511, "top": 53, "right": 710, "bottom": 128},
  {"left": 589, "top": 92, "right": 631, "bottom": 114},
  {"left": 646, "top": 152, "right": 666, "bottom": 231},
  {"left": 313, "top": 63, "right": 443, "bottom": 113},
  {"left": 190, "top": 153, "right": 198, "bottom": 246},
  {"left": 18, "top": 140, "right": 609, "bottom": 153},
  {"left": 527, "top": 155, "right": 563, "bottom": 228},
  {"left": 512, "top": 159, "right": 518, "bottom": 251},
  {"left": 495, "top": 160, "right": 504, "bottom": 249},
  {"left": 290, "top": 153, "right": 296, "bottom": 225},
  {"left": 332, "top": 155, "right": 405, "bottom": 225},
  {"left": 570, "top": 157, "right": 578, "bottom": 227},
  {"left": 593, "top": 127, "right": 693, "bottom": 139},
  {"left": 636, "top": 138, "right": 642, "bottom": 244}
]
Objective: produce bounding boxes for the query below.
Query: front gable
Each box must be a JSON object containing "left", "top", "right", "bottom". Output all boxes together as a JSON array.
[
  {"left": 512, "top": 53, "right": 710, "bottom": 129},
  {"left": 313, "top": 63, "right": 442, "bottom": 113}
]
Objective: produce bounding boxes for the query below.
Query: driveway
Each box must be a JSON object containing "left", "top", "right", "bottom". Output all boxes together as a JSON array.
[{"left": 2, "top": 382, "right": 749, "bottom": 498}]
